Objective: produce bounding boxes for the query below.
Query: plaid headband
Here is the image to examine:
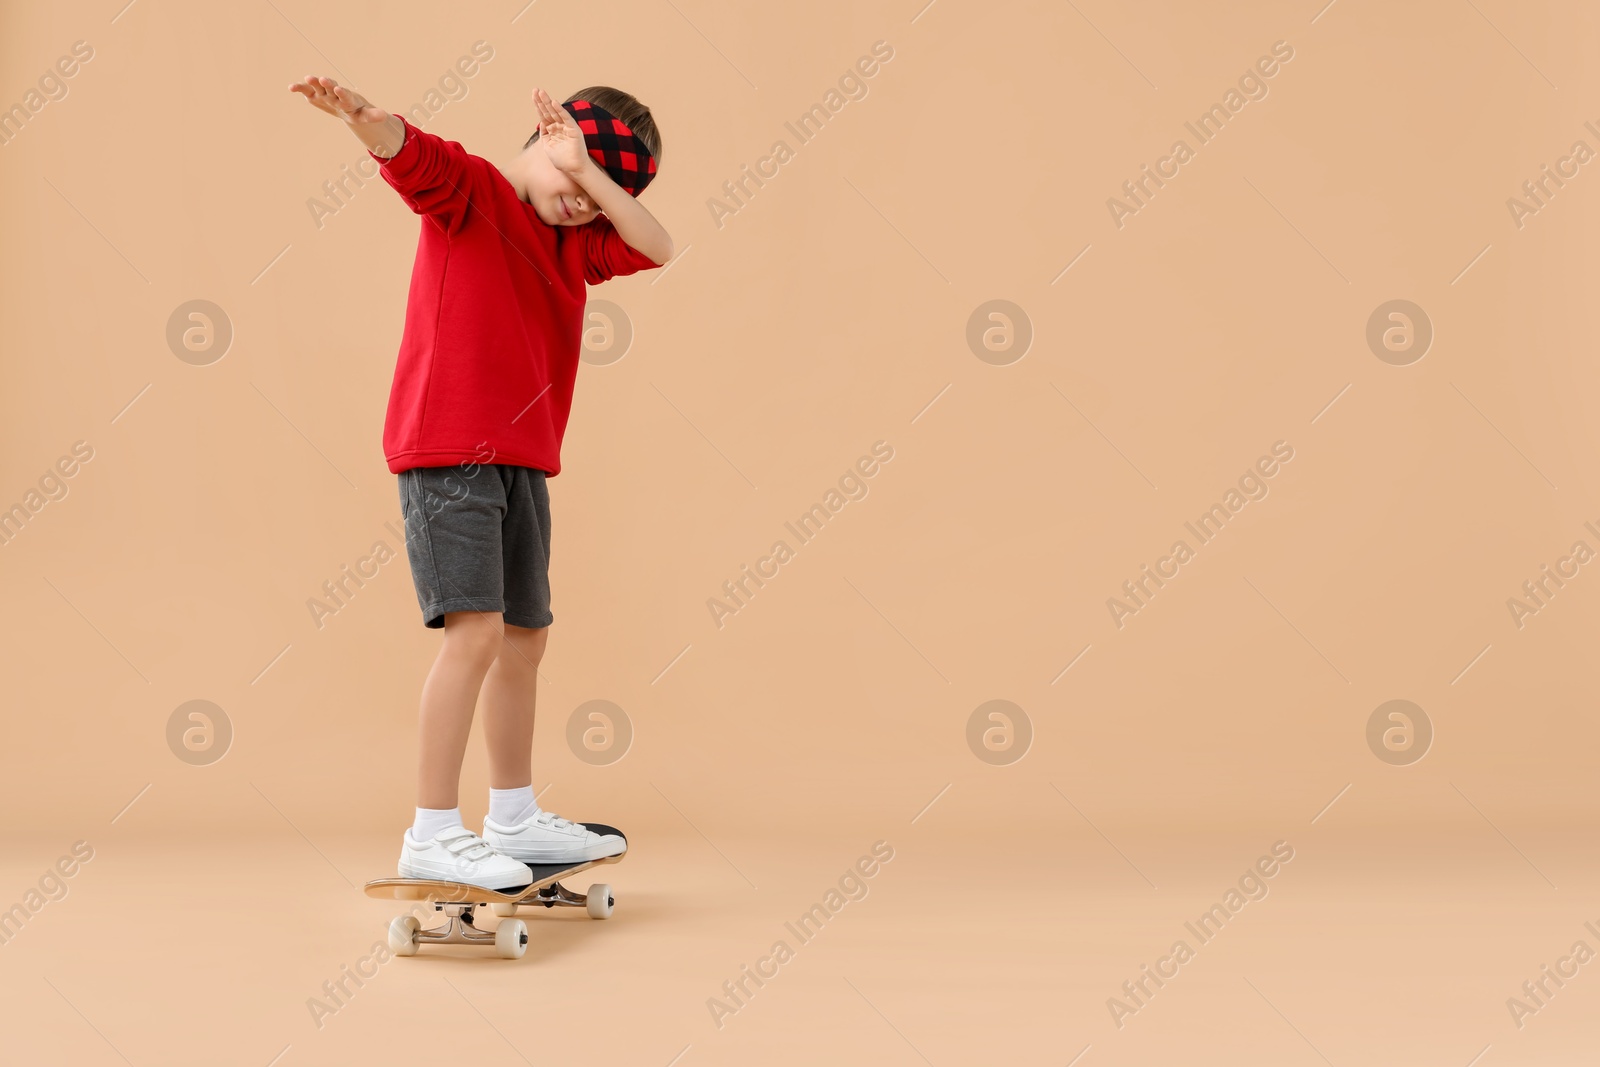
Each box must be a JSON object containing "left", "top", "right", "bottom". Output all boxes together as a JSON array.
[{"left": 560, "top": 98, "right": 658, "bottom": 197}]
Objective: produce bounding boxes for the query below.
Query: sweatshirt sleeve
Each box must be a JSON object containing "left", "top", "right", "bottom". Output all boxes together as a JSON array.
[
  {"left": 580, "top": 214, "right": 664, "bottom": 285},
  {"left": 369, "top": 116, "right": 477, "bottom": 234}
]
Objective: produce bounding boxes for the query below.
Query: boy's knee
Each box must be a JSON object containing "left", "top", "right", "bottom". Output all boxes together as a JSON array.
[
  {"left": 502, "top": 624, "right": 549, "bottom": 667},
  {"left": 443, "top": 611, "right": 505, "bottom": 664}
]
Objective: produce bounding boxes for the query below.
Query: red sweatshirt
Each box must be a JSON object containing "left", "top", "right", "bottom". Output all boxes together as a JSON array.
[{"left": 369, "top": 116, "right": 661, "bottom": 476}]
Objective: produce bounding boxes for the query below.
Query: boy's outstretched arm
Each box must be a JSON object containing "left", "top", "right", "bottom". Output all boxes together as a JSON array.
[
  {"left": 288, "top": 75, "right": 405, "bottom": 157},
  {"left": 533, "top": 88, "right": 674, "bottom": 265},
  {"left": 290, "top": 75, "right": 475, "bottom": 231}
]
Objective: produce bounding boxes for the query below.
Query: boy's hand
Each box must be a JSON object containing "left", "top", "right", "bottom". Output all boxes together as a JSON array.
[
  {"left": 532, "top": 88, "right": 590, "bottom": 176},
  {"left": 289, "top": 75, "right": 388, "bottom": 124},
  {"left": 288, "top": 75, "right": 405, "bottom": 157}
]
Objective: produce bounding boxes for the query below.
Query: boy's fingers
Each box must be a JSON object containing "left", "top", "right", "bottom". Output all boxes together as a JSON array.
[
  {"left": 534, "top": 89, "right": 560, "bottom": 126},
  {"left": 289, "top": 76, "right": 361, "bottom": 117}
]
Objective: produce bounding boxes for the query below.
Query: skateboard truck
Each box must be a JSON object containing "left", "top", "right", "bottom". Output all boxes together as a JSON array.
[
  {"left": 389, "top": 902, "right": 531, "bottom": 959},
  {"left": 488, "top": 880, "right": 613, "bottom": 917},
  {"left": 536, "top": 881, "right": 587, "bottom": 908},
  {"left": 384, "top": 884, "right": 614, "bottom": 959}
]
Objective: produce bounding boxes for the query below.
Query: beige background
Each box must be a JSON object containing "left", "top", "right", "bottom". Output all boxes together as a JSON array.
[{"left": 3, "top": 0, "right": 1600, "bottom": 1063}]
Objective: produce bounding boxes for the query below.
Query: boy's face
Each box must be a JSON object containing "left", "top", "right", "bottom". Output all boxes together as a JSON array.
[{"left": 524, "top": 142, "right": 600, "bottom": 227}]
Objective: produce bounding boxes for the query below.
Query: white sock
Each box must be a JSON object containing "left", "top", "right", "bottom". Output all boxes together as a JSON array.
[
  {"left": 489, "top": 785, "right": 537, "bottom": 825},
  {"left": 412, "top": 806, "right": 464, "bottom": 841}
]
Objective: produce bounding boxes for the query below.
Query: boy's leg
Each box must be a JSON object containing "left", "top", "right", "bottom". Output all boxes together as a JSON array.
[
  {"left": 482, "top": 465, "right": 553, "bottom": 793},
  {"left": 416, "top": 609, "right": 505, "bottom": 809},
  {"left": 403, "top": 606, "right": 535, "bottom": 889},
  {"left": 480, "top": 623, "right": 549, "bottom": 790},
  {"left": 478, "top": 620, "right": 625, "bottom": 862},
  {"left": 473, "top": 464, "right": 622, "bottom": 859}
]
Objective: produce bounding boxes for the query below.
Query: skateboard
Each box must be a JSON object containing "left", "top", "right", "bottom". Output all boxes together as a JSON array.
[{"left": 364, "top": 823, "right": 626, "bottom": 959}]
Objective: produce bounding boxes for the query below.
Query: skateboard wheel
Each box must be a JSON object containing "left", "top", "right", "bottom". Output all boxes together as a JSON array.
[
  {"left": 388, "top": 915, "right": 420, "bottom": 956},
  {"left": 586, "top": 883, "right": 614, "bottom": 919},
  {"left": 490, "top": 903, "right": 518, "bottom": 917},
  {"left": 495, "top": 918, "right": 528, "bottom": 959}
]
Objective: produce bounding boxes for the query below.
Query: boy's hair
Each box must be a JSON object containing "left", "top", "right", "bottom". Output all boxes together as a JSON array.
[{"left": 524, "top": 86, "right": 662, "bottom": 165}]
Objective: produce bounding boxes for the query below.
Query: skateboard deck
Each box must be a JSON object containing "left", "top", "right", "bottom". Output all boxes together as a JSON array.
[{"left": 365, "top": 822, "right": 626, "bottom": 958}]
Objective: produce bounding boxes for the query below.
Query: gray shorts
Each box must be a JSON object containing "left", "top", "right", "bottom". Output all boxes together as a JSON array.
[{"left": 397, "top": 463, "right": 553, "bottom": 630}]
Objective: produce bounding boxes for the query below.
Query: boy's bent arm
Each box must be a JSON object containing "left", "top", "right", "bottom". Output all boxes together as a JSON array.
[{"left": 566, "top": 157, "right": 674, "bottom": 265}]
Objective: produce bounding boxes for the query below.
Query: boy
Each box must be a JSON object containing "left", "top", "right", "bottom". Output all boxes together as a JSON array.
[{"left": 289, "top": 75, "right": 672, "bottom": 888}]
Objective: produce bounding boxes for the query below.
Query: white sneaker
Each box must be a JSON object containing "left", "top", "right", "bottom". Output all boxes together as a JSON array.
[
  {"left": 398, "top": 825, "right": 533, "bottom": 890},
  {"left": 482, "top": 811, "right": 627, "bottom": 865}
]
